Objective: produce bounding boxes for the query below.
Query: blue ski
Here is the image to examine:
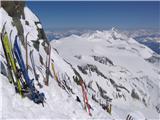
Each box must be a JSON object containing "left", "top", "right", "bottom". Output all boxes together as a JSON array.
[{"left": 14, "top": 36, "right": 45, "bottom": 105}]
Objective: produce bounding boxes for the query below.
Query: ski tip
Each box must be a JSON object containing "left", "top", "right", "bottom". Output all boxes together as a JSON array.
[{"left": 15, "top": 35, "right": 18, "bottom": 41}]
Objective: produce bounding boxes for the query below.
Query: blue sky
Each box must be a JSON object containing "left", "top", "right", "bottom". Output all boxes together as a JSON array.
[{"left": 27, "top": 1, "right": 159, "bottom": 30}]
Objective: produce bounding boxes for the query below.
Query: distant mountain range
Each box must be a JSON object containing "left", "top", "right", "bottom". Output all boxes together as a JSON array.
[
  {"left": 124, "top": 29, "right": 160, "bottom": 54},
  {"left": 46, "top": 29, "right": 160, "bottom": 54}
]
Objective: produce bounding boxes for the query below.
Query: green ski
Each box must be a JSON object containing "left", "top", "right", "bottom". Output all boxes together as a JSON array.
[
  {"left": 1, "top": 32, "right": 14, "bottom": 84},
  {"left": 2, "top": 32, "right": 23, "bottom": 96}
]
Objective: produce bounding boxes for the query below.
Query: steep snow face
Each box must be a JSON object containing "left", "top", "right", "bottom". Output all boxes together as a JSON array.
[
  {"left": 0, "top": 6, "right": 69, "bottom": 119},
  {"left": 0, "top": 6, "right": 114, "bottom": 119},
  {"left": 51, "top": 29, "right": 160, "bottom": 119}
]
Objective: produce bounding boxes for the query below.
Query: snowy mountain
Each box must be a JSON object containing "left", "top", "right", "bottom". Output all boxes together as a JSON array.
[
  {"left": 0, "top": 1, "right": 160, "bottom": 120},
  {"left": 51, "top": 29, "right": 160, "bottom": 119},
  {"left": 123, "top": 29, "right": 160, "bottom": 54},
  {"left": 123, "top": 29, "right": 159, "bottom": 41},
  {"left": 46, "top": 28, "right": 160, "bottom": 54},
  {"left": 46, "top": 29, "right": 94, "bottom": 41}
]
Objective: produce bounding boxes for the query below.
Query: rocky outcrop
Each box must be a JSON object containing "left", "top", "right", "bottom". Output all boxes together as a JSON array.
[{"left": 1, "top": 1, "right": 49, "bottom": 52}]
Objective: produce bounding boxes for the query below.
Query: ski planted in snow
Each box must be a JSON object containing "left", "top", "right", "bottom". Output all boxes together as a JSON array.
[
  {"left": 1, "top": 23, "right": 14, "bottom": 84},
  {"left": 25, "top": 32, "right": 29, "bottom": 71},
  {"left": 13, "top": 36, "right": 45, "bottom": 105},
  {"left": 1, "top": 32, "right": 14, "bottom": 84},
  {"left": 80, "top": 80, "right": 92, "bottom": 116},
  {"left": 1, "top": 28, "right": 24, "bottom": 96},
  {"left": 37, "top": 66, "right": 47, "bottom": 83},
  {"left": 51, "top": 61, "right": 71, "bottom": 95},
  {"left": 45, "top": 44, "right": 51, "bottom": 86},
  {"left": 30, "top": 49, "right": 43, "bottom": 88},
  {"left": 51, "top": 62, "right": 58, "bottom": 81}
]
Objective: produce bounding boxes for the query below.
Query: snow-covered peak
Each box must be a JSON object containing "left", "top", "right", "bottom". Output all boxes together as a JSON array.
[
  {"left": 58, "top": 29, "right": 154, "bottom": 60},
  {"left": 79, "top": 28, "right": 128, "bottom": 43},
  {"left": 52, "top": 29, "right": 160, "bottom": 119}
]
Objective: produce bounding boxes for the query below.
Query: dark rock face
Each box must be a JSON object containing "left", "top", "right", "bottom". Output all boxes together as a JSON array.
[
  {"left": 145, "top": 54, "right": 160, "bottom": 65},
  {"left": 131, "top": 89, "right": 140, "bottom": 100},
  {"left": 2, "top": 1, "right": 25, "bottom": 45},
  {"left": 1, "top": 1, "right": 25, "bottom": 19},
  {"left": 77, "top": 64, "right": 108, "bottom": 79},
  {"left": 92, "top": 56, "right": 114, "bottom": 66}
]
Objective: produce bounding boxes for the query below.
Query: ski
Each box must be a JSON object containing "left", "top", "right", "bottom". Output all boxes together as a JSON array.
[
  {"left": 9, "top": 30, "right": 27, "bottom": 89},
  {"left": 51, "top": 62, "right": 58, "bottom": 81},
  {"left": 9, "top": 30, "right": 14, "bottom": 56},
  {"left": 1, "top": 32, "right": 14, "bottom": 84},
  {"left": 1, "top": 22, "right": 14, "bottom": 84},
  {"left": 51, "top": 62, "right": 71, "bottom": 95},
  {"left": 13, "top": 36, "right": 45, "bottom": 105},
  {"left": 1, "top": 29, "right": 24, "bottom": 96},
  {"left": 80, "top": 80, "right": 92, "bottom": 116},
  {"left": 37, "top": 65, "right": 47, "bottom": 83},
  {"left": 30, "top": 50, "right": 43, "bottom": 88},
  {"left": 3, "top": 33, "right": 24, "bottom": 95},
  {"left": 45, "top": 45, "right": 51, "bottom": 86}
]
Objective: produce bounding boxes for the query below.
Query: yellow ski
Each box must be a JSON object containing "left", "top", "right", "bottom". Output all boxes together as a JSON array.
[
  {"left": 51, "top": 62, "right": 58, "bottom": 81},
  {"left": 3, "top": 33, "right": 23, "bottom": 96}
]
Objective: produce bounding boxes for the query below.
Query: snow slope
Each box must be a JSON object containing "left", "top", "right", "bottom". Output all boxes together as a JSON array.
[
  {"left": 51, "top": 30, "right": 160, "bottom": 119},
  {"left": 0, "top": 3, "right": 160, "bottom": 120},
  {"left": 0, "top": 5, "right": 112, "bottom": 119}
]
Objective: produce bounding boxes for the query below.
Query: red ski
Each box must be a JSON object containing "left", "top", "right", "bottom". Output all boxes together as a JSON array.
[{"left": 80, "top": 80, "right": 92, "bottom": 116}]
